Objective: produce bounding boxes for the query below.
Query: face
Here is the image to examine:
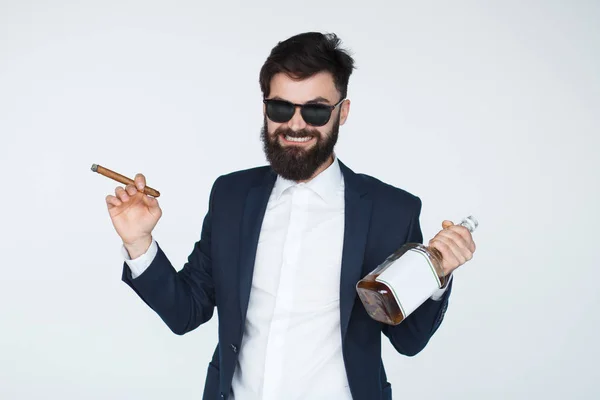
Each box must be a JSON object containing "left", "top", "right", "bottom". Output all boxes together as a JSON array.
[{"left": 261, "top": 71, "right": 350, "bottom": 182}]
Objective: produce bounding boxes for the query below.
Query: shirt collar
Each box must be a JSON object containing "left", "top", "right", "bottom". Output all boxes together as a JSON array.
[{"left": 273, "top": 155, "right": 343, "bottom": 203}]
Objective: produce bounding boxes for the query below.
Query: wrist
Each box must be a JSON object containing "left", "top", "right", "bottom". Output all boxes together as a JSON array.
[{"left": 123, "top": 235, "right": 152, "bottom": 259}]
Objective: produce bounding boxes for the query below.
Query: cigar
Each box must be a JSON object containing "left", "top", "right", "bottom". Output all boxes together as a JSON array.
[{"left": 91, "top": 164, "right": 160, "bottom": 198}]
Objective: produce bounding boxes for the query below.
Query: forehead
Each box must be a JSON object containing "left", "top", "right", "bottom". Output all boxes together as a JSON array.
[{"left": 269, "top": 71, "right": 339, "bottom": 103}]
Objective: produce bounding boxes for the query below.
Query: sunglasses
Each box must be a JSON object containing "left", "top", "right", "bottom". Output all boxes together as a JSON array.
[{"left": 263, "top": 98, "right": 345, "bottom": 127}]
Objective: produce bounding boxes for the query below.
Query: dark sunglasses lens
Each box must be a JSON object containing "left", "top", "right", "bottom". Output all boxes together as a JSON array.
[
  {"left": 301, "top": 105, "right": 331, "bottom": 126},
  {"left": 266, "top": 101, "right": 295, "bottom": 123}
]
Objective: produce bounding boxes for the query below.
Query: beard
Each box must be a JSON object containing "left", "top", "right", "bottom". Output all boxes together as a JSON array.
[{"left": 260, "top": 114, "right": 340, "bottom": 181}]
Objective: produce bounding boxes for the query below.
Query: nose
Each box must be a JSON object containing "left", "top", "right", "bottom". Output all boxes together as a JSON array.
[{"left": 288, "top": 105, "right": 307, "bottom": 131}]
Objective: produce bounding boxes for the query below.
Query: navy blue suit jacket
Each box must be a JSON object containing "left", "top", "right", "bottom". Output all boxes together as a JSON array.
[{"left": 122, "top": 159, "right": 452, "bottom": 400}]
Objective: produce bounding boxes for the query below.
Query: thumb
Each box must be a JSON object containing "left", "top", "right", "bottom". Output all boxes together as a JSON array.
[{"left": 442, "top": 220, "right": 454, "bottom": 229}]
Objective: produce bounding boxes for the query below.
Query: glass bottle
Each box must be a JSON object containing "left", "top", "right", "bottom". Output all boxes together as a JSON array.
[{"left": 356, "top": 216, "right": 478, "bottom": 325}]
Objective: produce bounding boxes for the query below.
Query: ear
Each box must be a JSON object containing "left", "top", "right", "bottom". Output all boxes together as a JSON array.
[{"left": 339, "top": 99, "right": 351, "bottom": 126}]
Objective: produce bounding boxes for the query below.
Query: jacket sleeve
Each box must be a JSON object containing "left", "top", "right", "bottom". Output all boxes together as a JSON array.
[
  {"left": 121, "top": 177, "right": 220, "bottom": 335},
  {"left": 381, "top": 196, "right": 452, "bottom": 356}
]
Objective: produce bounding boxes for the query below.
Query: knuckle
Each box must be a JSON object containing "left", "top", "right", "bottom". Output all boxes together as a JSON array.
[
  {"left": 447, "top": 231, "right": 461, "bottom": 243},
  {"left": 441, "top": 237, "right": 454, "bottom": 247},
  {"left": 443, "top": 260, "right": 457, "bottom": 270},
  {"left": 436, "top": 231, "right": 449, "bottom": 239},
  {"left": 452, "top": 225, "right": 468, "bottom": 236},
  {"left": 434, "top": 240, "right": 449, "bottom": 251},
  {"left": 445, "top": 231, "right": 462, "bottom": 243}
]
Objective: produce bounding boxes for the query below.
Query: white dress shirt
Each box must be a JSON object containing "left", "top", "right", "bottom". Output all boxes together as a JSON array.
[{"left": 122, "top": 157, "right": 449, "bottom": 399}]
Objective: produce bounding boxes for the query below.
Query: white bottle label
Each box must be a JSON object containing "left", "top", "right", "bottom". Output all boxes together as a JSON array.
[{"left": 375, "top": 248, "right": 441, "bottom": 318}]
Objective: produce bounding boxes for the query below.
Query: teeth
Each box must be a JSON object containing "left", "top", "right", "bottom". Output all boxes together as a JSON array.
[{"left": 285, "top": 135, "right": 312, "bottom": 142}]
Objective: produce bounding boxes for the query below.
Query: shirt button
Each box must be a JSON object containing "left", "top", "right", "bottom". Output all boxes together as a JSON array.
[
  {"left": 220, "top": 393, "right": 225, "bottom": 399},
  {"left": 230, "top": 343, "right": 238, "bottom": 353}
]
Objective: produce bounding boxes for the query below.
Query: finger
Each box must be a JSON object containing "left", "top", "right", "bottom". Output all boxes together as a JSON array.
[
  {"left": 429, "top": 239, "right": 460, "bottom": 274},
  {"left": 115, "top": 186, "right": 129, "bottom": 202},
  {"left": 446, "top": 225, "right": 476, "bottom": 252},
  {"left": 105, "top": 195, "right": 122, "bottom": 208},
  {"left": 446, "top": 224, "right": 471, "bottom": 241},
  {"left": 442, "top": 220, "right": 454, "bottom": 229},
  {"left": 125, "top": 184, "right": 138, "bottom": 196},
  {"left": 431, "top": 235, "right": 467, "bottom": 266},
  {"left": 141, "top": 193, "right": 158, "bottom": 208},
  {"left": 134, "top": 173, "right": 146, "bottom": 191},
  {"left": 437, "top": 229, "right": 471, "bottom": 254},
  {"left": 437, "top": 233, "right": 473, "bottom": 262}
]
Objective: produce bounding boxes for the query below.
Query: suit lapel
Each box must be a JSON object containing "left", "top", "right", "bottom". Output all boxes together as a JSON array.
[
  {"left": 339, "top": 160, "right": 372, "bottom": 341},
  {"left": 239, "top": 169, "right": 277, "bottom": 326}
]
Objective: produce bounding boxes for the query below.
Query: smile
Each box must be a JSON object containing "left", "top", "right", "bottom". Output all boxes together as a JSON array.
[
  {"left": 280, "top": 134, "right": 316, "bottom": 145},
  {"left": 285, "top": 135, "right": 311, "bottom": 142}
]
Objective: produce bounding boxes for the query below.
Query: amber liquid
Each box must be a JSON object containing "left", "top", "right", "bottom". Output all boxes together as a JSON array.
[
  {"left": 356, "top": 243, "right": 447, "bottom": 325},
  {"left": 356, "top": 274, "right": 406, "bottom": 325}
]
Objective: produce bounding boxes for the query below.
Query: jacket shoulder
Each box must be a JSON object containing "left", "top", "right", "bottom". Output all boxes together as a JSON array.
[
  {"left": 218, "top": 165, "right": 271, "bottom": 182},
  {"left": 354, "top": 172, "right": 422, "bottom": 212},
  {"left": 211, "top": 165, "right": 272, "bottom": 195}
]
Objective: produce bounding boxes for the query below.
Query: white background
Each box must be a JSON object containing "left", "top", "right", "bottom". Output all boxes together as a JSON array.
[{"left": 1, "top": 1, "right": 599, "bottom": 399}]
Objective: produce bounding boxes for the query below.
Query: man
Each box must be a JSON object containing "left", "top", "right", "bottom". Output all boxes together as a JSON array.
[{"left": 105, "top": 32, "right": 476, "bottom": 400}]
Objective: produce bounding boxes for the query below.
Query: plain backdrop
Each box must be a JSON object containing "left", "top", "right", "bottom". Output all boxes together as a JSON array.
[{"left": 1, "top": 1, "right": 599, "bottom": 399}]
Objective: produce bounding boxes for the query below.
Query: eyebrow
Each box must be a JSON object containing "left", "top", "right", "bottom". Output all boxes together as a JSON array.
[{"left": 271, "top": 96, "right": 332, "bottom": 105}]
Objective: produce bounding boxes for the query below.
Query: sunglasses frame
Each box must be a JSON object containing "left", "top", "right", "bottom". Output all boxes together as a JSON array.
[{"left": 263, "top": 97, "right": 346, "bottom": 126}]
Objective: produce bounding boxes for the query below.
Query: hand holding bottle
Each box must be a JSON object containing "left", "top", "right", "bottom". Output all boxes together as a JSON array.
[
  {"left": 105, "top": 173, "right": 162, "bottom": 258},
  {"left": 428, "top": 219, "right": 477, "bottom": 277},
  {"left": 357, "top": 215, "right": 479, "bottom": 325}
]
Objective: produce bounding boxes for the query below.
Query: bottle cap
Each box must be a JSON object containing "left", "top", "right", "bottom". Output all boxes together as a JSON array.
[{"left": 459, "top": 216, "right": 478, "bottom": 233}]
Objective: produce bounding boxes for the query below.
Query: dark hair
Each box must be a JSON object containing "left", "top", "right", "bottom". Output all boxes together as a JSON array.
[{"left": 259, "top": 32, "right": 355, "bottom": 100}]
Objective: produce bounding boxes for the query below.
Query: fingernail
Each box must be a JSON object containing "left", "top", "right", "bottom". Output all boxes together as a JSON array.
[{"left": 137, "top": 183, "right": 143, "bottom": 190}]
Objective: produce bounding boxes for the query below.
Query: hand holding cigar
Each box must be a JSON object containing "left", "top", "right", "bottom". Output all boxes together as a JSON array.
[
  {"left": 95, "top": 163, "right": 163, "bottom": 257},
  {"left": 91, "top": 164, "right": 160, "bottom": 197}
]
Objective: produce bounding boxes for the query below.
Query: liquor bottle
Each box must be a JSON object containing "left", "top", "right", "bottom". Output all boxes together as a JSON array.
[{"left": 356, "top": 216, "right": 478, "bottom": 325}]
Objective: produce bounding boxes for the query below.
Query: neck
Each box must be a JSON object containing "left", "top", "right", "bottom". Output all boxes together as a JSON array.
[{"left": 295, "top": 154, "right": 335, "bottom": 184}]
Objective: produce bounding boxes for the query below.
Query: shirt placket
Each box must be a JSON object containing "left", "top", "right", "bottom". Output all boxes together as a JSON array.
[{"left": 261, "top": 185, "right": 308, "bottom": 399}]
